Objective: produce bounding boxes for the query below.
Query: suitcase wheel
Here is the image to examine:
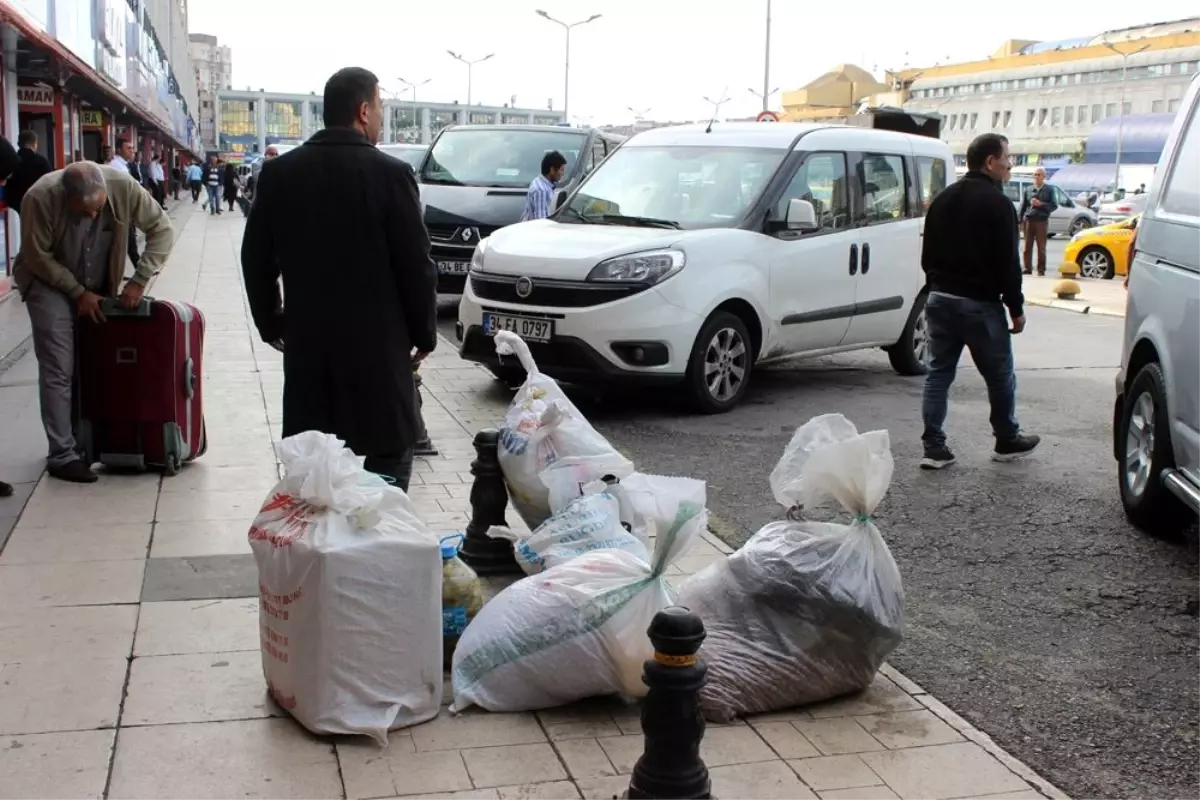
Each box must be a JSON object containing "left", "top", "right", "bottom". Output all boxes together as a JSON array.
[
  {"left": 162, "top": 422, "right": 185, "bottom": 477},
  {"left": 164, "top": 454, "right": 181, "bottom": 476}
]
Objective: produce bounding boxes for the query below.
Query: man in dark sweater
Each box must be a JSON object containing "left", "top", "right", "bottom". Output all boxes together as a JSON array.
[
  {"left": 4, "top": 130, "right": 52, "bottom": 215},
  {"left": 919, "top": 132, "right": 1039, "bottom": 470},
  {"left": 1018, "top": 166, "right": 1056, "bottom": 275}
]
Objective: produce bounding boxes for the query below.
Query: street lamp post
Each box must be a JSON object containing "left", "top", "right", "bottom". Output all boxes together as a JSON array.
[
  {"left": 535, "top": 9, "right": 602, "bottom": 121},
  {"left": 446, "top": 51, "right": 494, "bottom": 108},
  {"left": 703, "top": 91, "right": 731, "bottom": 126},
  {"left": 398, "top": 76, "right": 431, "bottom": 142},
  {"left": 749, "top": 87, "right": 779, "bottom": 109},
  {"left": 1100, "top": 40, "right": 1150, "bottom": 195},
  {"left": 761, "top": 0, "right": 772, "bottom": 112}
]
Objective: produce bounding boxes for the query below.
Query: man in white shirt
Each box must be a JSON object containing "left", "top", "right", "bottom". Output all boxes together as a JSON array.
[
  {"left": 109, "top": 138, "right": 143, "bottom": 269},
  {"left": 150, "top": 155, "right": 166, "bottom": 209}
]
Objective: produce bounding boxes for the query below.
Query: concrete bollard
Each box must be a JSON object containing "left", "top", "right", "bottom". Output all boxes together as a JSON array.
[
  {"left": 459, "top": 428, "right": 521, "bottom": 574},
  {"left": 625, "top": 606, "right": 712, "bottom": 800}
]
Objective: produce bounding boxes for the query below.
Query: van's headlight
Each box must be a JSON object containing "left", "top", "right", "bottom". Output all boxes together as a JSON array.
[
  {"left": 587, "top": 249, "right": 685, "bottom": 283},
  {"left": 470, "top": 238, "right": 488, "bottom": 272}
]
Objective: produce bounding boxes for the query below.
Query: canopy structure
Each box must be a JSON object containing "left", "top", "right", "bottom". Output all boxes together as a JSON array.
[{"left": 1086, "top": 114, "right": 1177, "bottom": 165}]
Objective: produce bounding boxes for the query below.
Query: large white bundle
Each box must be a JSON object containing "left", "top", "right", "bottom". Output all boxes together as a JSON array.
[
  {"left": 494, "top": 331, "right": 633, "bottom": 528},
  {"left": 249, "top": 431, "right": 443, "bottom": 744}
]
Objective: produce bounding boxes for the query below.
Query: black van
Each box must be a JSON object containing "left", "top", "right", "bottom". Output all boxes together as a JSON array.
[{"left": 417, "top": 124, "right": 625, "bottom": 293}]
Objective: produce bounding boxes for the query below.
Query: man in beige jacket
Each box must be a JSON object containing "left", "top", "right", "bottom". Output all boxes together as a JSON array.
[{"left": 13, "top": 161, "right": 174, "bottom": 483}]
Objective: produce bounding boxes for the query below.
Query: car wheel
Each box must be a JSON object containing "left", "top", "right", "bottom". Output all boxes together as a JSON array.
[
  {"left": 887, "top": 292, "right": 931, "bottom": 377},
  {"left": 1119, "top": 362, "right": 1195, "bottom": 538},
  {"left": 685, "top": 311, "right": 753, "bottom": 414},
  {"left": 1069, "top": 216, "right": 1093, "bottom": 236},
  {"left": 1077, "top": 245, "right": 1115, "bottom": 280},
  {"left": 489, "top": 366, "right": 525, "bottom": 386}
]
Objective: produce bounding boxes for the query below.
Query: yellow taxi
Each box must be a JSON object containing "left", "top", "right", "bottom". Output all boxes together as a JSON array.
[{"left": 1064, "top": 215, "right": 1139, "bottom": 280}]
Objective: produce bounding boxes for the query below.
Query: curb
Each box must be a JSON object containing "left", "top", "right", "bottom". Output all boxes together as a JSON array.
[{"left": 1026, "top": 295, "right": 1125, "bottom": 318}]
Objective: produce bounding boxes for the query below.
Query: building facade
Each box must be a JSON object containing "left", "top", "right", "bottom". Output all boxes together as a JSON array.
[
  {"left": 188, "top": 32, "right": 229, "bottom": 151},
  {"left": 214, "top": 88, "right": 565, "bottom": 158},
  {"left": 897, "top": 18, "right": 1200, "bottom": 166}
]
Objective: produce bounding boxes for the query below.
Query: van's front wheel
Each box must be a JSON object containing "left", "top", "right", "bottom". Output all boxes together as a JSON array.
[
  {"left": 886, "top": 293, "right": 931, "bottom": 376},
  {"left": 685, "top": 312, "right": 752, "bottom": 414}
]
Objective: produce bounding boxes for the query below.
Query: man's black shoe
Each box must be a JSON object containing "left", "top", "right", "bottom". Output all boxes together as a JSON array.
[
  {"left": 48, "top": 460, "right": 99, "bottom": 483},
  {"left": 920, "top": 444, "right": 957, "bottom": 470},
  {"left": 0, "top": 481, "right": 13, "bottom": 497},
  {"left": 992, "top": 434, "right": 1041, "bottom": 462},
  {"left": 413, "top": 439, "right": 439, "bottom": 457}
]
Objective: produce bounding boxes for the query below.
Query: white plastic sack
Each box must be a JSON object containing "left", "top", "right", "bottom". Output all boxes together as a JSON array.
[
  {"left": 678, "top": 414, "right": 905, "bottom": 722},
  {"left": 451, "top": 479, "right": 708, "bottom": 712},
  {"left": 249, "top": 431, "right": 444, "bottom": 744},
  {"left": 494, "top": 331, "right": 633, "bottom": 528},
  {"left": 487, "top": 489, "right": 649, "bottom": 575}
]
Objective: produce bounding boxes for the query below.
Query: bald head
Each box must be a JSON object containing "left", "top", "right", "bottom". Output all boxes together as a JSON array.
[
  {"left": 63, "top": 162, "right": 107, "bottom": 218},
  {"left": 1033, "top": 167, "right": 1046, "bottom": 187}
]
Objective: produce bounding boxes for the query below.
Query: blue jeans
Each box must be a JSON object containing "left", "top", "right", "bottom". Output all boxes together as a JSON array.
[
  {"left": 206, "top": 184, "right": 221, "bottom": 213},
  {"left": 921, "top": 292, "right": 1019, "bottom": 447}
]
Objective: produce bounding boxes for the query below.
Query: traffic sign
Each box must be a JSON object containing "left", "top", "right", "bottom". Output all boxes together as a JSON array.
[{"left": 756, "top": 110, "right": 780, "bottom": 122}]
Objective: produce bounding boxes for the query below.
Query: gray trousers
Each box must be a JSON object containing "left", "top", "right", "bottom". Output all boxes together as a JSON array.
[{"left": 25, "top": 281, "right": 82, "bottom": 468}]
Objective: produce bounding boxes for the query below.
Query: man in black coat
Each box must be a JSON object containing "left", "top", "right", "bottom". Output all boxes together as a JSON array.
[
  {"left": 4, "top": 130, "right": 51, "bottom": 215},
  {"left": 241, "top": 67, "right": 437, "bottom": 491},
  {"left": 0, "top": 134, "right": 19, "bottom": 498}
]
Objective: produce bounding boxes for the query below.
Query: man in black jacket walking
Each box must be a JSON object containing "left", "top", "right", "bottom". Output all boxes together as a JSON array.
[
  {"left": 4, "top": 130, "right": 51, "bottom": 215},
  {"left": 241, "top": 67, "right": 437, "bottom": 491},
  {"left": 919, "top": 133, "right": 1040, "bottom": 470}
]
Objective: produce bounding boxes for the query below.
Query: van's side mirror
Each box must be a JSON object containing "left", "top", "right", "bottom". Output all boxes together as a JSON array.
[
  {"left": 786, "top": 198, "right": 819, "bottom": 232},
  {"left": 554, "top": 192, "right": 568, "bottom": 211}
]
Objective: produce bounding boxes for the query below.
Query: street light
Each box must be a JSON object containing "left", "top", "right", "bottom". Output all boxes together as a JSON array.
[
  {"left": 446, "top": 51, "right": 494, "bottom": 108},
  {"left": 398, "top": 76, "right": 431, "bottom": 142},
  {"left": 760, "top": 0, "right": 772, "bottom": 112},
  {"left": 749, "top": 86, "right": 779, "bottom": 108},
  {"left": 535, "top": 9, "right": 602, "bottom": 121},
  {"left": 703, "top": 91, "right": 731, "bottom": 128},
  {"left": 1100, "top": 40, "right": 1150, "bottom": 195},
  {"left": 628, "top": 106, "right": 651, "bottom": 120}
]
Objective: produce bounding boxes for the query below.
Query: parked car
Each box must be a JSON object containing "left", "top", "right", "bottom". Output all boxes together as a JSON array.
[
  {"left": 456, "top": 122, "right": 952, "bottom": 412},
  {"left": 1064, "top": 215, "right": 1138, "bottom": 279},
  {"left": 1097, "top": 192, "right": 1150, "bottom": 226},
  {"left": 1003, "top": 177, "right": 1097, "bottom": 236},
  {"left": 1114, "top": 72, "right": 1200, "bottom": 538},
  {"left": 378, "top": 143, "right": 427, "bottom": 169},
  {"left": 418, "top": 124, "right": 625, "bottom": 294}
]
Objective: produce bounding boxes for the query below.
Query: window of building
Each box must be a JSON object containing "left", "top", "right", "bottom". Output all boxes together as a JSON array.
[
  {"left": 1169, "top": 98, "right": 1181, "bottom": 113},
  {"left": 1038, "top": 108, "right": 1048, "bottom": 125},
  {"left": 968, "top": 112, "right": 977, "bottom": 129},
  {"left": 219, "top": 99, "right": 254, "bottom": 138},
  {"left": 501, "top": 113, "right": 527, "bottom": 125},
  {"left": 947, "top": 114, "right": 956, "bottom": 130},
  {"left": 1122, "top": 101, "right": 1132, "bottom": 115},
  {"left": 1051, "top": 107, "right": 1062, "bottom": 126},
  {"left": 991, "top": 111, "right": 1001, "bottom": 129},
  {"left": 1003, "top": 110, "right": 1011, "bottom": 128},
  {"left": 391, "top": 106, "right": 419, "bottom": 138},
  {"left": 1064, "top": 106, "right": 1074, "bottom": 125},
  {"left": 1026, "top": 109, "right": 1036, "bottom": 127},
  {"left": 1152, "top": 99, "right": 1165, "bottom": 114},
  {"left": 431, "top": 109, "right": 460, "bottom": 136},
  {"left": 1105, "top": 103, "right": 1117, "bottom": 118},
  {"left": 1078, "top": 105, "right": 1088, "bottom": 124},
  {"left": 533, "top": 115, "right": 561, "bottom": 126},
  {"left": 265, "top": 101, "right": 302, "bottom": 140},
  {"left": 1092, "top": 104, "right": 1102, "bottom": 122},
  {"left": 468, "top": 111, "right": 493, "bottom": 124}
]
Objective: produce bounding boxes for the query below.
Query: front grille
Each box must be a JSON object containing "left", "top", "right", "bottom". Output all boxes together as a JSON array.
[
  {"left": 427, "top": 223, "right": 500, "bottom": 244},
  {"left": 470, "top": 272, "right": 649, "bottom": 308}
]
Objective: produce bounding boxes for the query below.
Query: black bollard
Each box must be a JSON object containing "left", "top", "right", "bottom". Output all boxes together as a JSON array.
[
  {"left": 625, "top": 607, "right": 711, "bottom": 800},
  {"left": 459, "top": 428, "right": 522, "bottom": 574}
]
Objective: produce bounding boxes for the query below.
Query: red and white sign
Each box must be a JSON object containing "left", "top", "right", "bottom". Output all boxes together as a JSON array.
[
  {"left": 17, "top": 86, "right": 54, "bottom": 108},
  {"left": 757, "top": 110, "right": 780, "bottom": 122}
]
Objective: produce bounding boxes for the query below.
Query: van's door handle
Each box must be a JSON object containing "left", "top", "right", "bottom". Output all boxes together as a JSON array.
[
  {"left": 862, "top": 242, "right": 871, "bottom": 275},
  {"left": 849, "top": 244, "right": 859, "bottom": 276}
]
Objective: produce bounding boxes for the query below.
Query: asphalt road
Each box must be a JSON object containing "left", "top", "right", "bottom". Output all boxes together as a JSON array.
[{"left": 437, "top": 301, "right": 1198, "bottom": 800}]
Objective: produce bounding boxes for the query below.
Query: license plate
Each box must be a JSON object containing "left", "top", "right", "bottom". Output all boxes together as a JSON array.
[
  {"left": 482, "top": 313, "right": 554, "bottom": 343},
  {"left": 437, "top": 260, "right": 469, "bottom": 274}
]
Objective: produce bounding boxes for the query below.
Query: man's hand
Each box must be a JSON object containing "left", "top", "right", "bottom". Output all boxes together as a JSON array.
[
  {"left": 412, "top": 349, "right": 430, "bottom": 365},
  {"left": 76, "top": 291, "right": 106, "bottom": 324},
  {"left": 1010, "top": 314, "right": 1026, "bottom": 335},
  {"left": 118, "top": 280, "right": 145, "bottom": 309},
  {"left": 267, "top": 338, "right": 284, "bottom": 353},
  {"left": 1031, "top": 198, "right": 1042, "bottom": 207}
]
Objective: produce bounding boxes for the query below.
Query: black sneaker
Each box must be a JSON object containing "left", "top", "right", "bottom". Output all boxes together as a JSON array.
[
  {"left": 413, "top": 439, "right": 439, "bottom": 457},
  {"left": 920, "top": 444, "right": 957, "bottom": 470},
  {"left": 992, "top": 433, "right": 1040, "bottom": 462},
  {"left": 48, "top": 460, "right": 99, "bottom": 483},
  {"left": 0, "top": 481, "right": 12, "bottom": 497}
]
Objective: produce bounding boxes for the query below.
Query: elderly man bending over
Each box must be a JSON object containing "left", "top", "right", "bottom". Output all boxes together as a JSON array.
[{"left": 13, "top": 162, "right": 174, "bottom": 483}]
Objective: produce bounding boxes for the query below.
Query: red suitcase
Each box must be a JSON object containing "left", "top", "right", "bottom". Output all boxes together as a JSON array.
[{"left": 76, "top": 297, "right": 207, "bottom": 475}]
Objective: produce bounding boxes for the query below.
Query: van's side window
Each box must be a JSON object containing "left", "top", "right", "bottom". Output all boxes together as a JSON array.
[
  {"left": 1052, "top": 185, "right": 1073, "bottom": 207},
  {"left": 772, "top": 152, "right": 850, "bottom": 233},
  {"left": 591, "top": 140, "right": 607, "bottom": 170},
  {"left": 857, "top": 153, "right": 907, "bottom": 224},
  {"left": 1160, "top": 105, "right": 1200, "bottom": 218},
  {"left": 915, "top": 156, "right": 947, "bottom": 214}
]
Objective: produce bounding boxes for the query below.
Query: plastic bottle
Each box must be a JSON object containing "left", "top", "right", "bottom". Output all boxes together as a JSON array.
[{"left": 440, "top": 534, "right": 484, "bottom": 670}]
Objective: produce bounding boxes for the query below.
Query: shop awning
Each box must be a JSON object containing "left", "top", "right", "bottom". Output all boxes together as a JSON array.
[
  {"left": 0, "top": 2, "right": 198, "bottom": 158},
  {"left": 1086, "top": 114, "right": 1175, "bottom": 165},
  {"left": 1047, "top": 162, "right": 1121, "bottom": 193}
]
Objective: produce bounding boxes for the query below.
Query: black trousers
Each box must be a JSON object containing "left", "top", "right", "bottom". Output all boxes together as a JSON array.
[
  {"left": 364, "top": 450, "right": 415, "bottom": 493},
  {"left": 127, "top": 228, "right": 139, "bottom": 269}
]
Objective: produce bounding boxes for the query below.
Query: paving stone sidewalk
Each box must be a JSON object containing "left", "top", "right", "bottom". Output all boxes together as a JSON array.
[{"left": 0, "top": 212, "right": 1068, "bottom": 800}]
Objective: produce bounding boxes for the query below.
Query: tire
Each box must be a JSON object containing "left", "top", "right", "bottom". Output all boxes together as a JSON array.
[
  {"left": 886, "top": 292, "right": 931, "bottom": 377},
  {"left": 1118, "top": 362, "right": 1195, "bottom": 537},
  {"left": 489, "top": 366, "right": 525, "bottom": 386},
  {"left": 1069, "top": 216, "right": 1093, "bottom": 236},
  {"left": 164, "top": 454, "right": 181, "bottom": 477},
  {"left": 684, "top": 311, "right": 753, "bottom": 414},
  {"left": 1077, "top": 245, "right": 1115, "bottom": 280}
]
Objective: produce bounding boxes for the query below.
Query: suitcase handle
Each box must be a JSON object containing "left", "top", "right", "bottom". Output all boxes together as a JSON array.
[
  {"left": 183, "top": 357, "right": 195, "bottom": 399},
  {"left": 100, "top": 296, "right": 154, "bottom": 318}
]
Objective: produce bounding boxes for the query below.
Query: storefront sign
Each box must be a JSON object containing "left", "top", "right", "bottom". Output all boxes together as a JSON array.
[
  {"left": 81, "top": 109, "right": 104, "bottom": 128},
  {"left": 17, "top": 86, "right": 55, "bottom": 107},
  {"left": 95, "top": 0, "right": 127, "bottom": 89}
]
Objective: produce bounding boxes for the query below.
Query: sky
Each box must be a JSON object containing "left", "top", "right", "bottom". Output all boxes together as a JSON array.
[{"left": 186, "top": 1, "right": 1199, "bottom": 124}]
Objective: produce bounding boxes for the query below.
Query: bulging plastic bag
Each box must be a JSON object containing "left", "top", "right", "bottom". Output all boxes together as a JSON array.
[
  {"left": 249, "top": 431, "right": 444, "bottom": 744},
  {"left": 486, "top": 489, "right": 649, "bottom": 575},
  {"left": 678, "top": 414, "right": 904, "bottom": 722},
  {"left": 494, "top": 331, "right": 633, "bottom": 528},
  {"left": 450, "top": 480, "right": 708, "bottom": 712}
]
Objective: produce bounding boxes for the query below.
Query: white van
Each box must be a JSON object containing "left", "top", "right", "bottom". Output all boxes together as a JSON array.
[{"left": 456, "top": 122, "right": 952, "bottom": 412}]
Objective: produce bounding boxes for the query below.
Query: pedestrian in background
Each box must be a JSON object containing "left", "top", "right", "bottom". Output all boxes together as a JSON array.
[
  {"left": 917, "top": 132, "right": 1039, "bottom": 470},
  {"left": 13, "top": 162, "right": 174, "bottom": 483},
  {"left": 241, "top": 66, "right": 437, "bottom": 491},
  {"left": 222, "top": 160, "right": 239, "bottom": 213},
  {"left": 249, "top": 144, "right": 279, "bottom": 203},
  {"left": 202, "top": 155, "right": 221, "bottom": 214},
  {"left": 187, "top": 160, "right": 203, "bottom": 202},
  {"left": 170, "top": 161, "right": 181, "bottom": 201},
  {"left": 4, "top": 130, "right": 52, "bottom": 215},
  {"left": 1018, "top": 166, "right": 1056, "bottom": 276},
  {"left": 0, "top": 134, "right": 22, "bottom": 497},
  {"left": 520, "top": 150, "right": 567, "bottom": 221},
  {"left": 150, "top": 155, "right": 167, "bottom": 210},
  {"left": 109, "top": 138, "right": 144, "bottom": 270}
]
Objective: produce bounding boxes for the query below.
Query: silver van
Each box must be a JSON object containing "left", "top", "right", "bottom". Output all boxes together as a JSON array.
[
  {"left": 1003, "top": 178, "right": 1097, "bottom": 237},
  {"left": 1114, "top": 72, "right": 1200, "bottom": 537}
]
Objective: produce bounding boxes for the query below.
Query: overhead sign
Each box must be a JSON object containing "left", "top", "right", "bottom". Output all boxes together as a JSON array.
[
  {"left": 757, "top": 110, "right": 780, "bottom": 122},
  {"left": 17, "top": 86, "right": 54, "bottom": 107},
  {"left": 80, "top": 110, "right": 104, "bottom": 128}
]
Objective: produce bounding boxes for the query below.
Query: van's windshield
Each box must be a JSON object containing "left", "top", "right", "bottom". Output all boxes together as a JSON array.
[
  {"left": 420, "top": 128, "right": 588, "bottom": 188},
  {"left": 560, "top": 146, "right": 785, "bottom": 230}
]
